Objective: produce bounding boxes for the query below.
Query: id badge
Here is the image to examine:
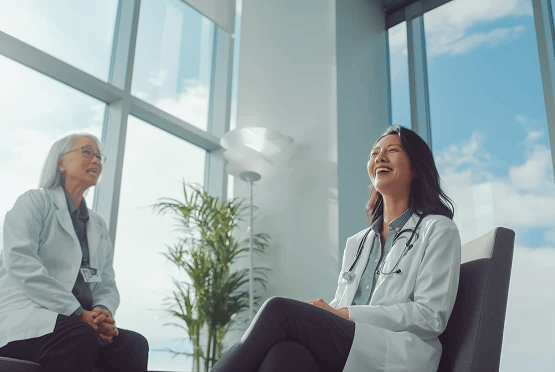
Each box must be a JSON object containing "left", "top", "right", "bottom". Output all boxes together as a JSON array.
[{"left": 80, "top": 267, "right": 102, "bottom": 283}]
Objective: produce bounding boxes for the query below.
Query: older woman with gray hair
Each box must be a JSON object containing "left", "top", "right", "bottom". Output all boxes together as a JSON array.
[{"left": 0, "top": 133, "right": 149, "bottom": 372}]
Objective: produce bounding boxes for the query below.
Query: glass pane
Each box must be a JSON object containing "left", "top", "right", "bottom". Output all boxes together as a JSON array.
[
  {"left": 0, "top": 0, "right": 118, "bottom": 82},
  {"left": 0, "top": 55, "right": 104, "bottom": 250},
  {"left": 114, "top": 116, "right": 206, "bottom": 371},
  {"left": 424, "top": 0, "right": 555, "bottom": 370},
  {"left": 132, "top": 0, "right": 215, "bottom": 131},
  {"left": 388, "top": 21, "right": 410, "bottom": 127}
]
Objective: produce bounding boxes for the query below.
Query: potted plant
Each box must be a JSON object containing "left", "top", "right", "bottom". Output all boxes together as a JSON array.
[{"left": 152, "top": 183, "right": 270, "bottom": 372}]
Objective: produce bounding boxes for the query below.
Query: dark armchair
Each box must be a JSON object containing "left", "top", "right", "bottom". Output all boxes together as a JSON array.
[{"left": 438, "top": 227, "right": 515, "bottom": 372}]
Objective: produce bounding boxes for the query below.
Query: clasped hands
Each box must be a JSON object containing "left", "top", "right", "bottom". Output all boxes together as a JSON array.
[
  {"left": 307, "top": 299, "right": 350, "bottom": 320},
  {"left": 80, "top": 307, "right": 119, "bottom": 345}
]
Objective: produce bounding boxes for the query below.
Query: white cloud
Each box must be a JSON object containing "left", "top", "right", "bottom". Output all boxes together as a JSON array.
[
  {"left": 525, "top": 130, "right": 544, "bottom": 144},
  {"left": 544, "top": 228, "right": 555, "bottom": 244},
  {"left": 508, "top": 144, "right": 553, "bottom": 191},
  {"left": 437, "top": 127, "right": 555, "bottom": 242},
  {"left": 136, "top": 79, "right": 210, "bottom": 130},
  {"left": 432, "top": 25, "right": 525, "bottom": 56},
  {"left": 0, "top": 0, "right": 117, "bottom": 79},
  {"left": 420, "top": 0, "right": 532, "bottom": 57},
  {"left": 499, "top": 245, "right": 555, "bottom": 371},
  {"left": 388, "top": 21, "right": 408, "bottom": 57},
  {"left": 436, "top": 131, "right": 492, "bottom": 170},
  {"left": 438, "top": 129, "right": 555, "bottom": 371}
]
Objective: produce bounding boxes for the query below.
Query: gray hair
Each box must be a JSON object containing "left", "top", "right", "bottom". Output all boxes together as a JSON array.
[{"left": 39, "top": 133, "right": 103, "bottom": 189}]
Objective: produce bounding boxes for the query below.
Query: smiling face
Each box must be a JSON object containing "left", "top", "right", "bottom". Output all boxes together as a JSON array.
[
  {"left": 367, "top": 134, "right": 414, "bottom": 198},
  {"left": 58, "top": 136, "right": 103, "bottom": 190}
]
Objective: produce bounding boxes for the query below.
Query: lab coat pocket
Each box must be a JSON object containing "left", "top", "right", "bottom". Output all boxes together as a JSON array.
[{"left": 0, "top": 297, "right": 32, "bottom": 314}]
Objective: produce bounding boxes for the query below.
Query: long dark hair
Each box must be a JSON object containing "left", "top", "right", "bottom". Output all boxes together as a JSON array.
[{"left": 366, "top": 125, "right": 454, "bottom": 223}]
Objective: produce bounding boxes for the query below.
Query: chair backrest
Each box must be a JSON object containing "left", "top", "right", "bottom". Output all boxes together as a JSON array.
[
  {"left": 0, "top": 356, "right": 104, "bottom": 372},
  {"left": 437, "top": 227, "right": 515, "bottom": 372}
]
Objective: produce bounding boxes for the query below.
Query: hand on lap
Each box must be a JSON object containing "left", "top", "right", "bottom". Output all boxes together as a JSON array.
[{"left": 307, "top": 299, "right": 350, "bottom": 320}]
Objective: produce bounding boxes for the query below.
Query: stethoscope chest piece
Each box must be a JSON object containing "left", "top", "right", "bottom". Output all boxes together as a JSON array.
[{"left": 341, "top": 271, "right": 356, "bottom": 284}]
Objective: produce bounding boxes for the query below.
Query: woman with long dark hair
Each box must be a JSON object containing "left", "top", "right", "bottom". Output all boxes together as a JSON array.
[{"left": 211, "top": 125, "right": 461, "bottom": 372}]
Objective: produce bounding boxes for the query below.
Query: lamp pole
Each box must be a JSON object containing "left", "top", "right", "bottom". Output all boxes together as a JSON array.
[
  {"left": 240, "top": 171, "right": 260, "bottom": 322},
  {"left": 220, "top": 126, "right": 292, "bottom": 323}
]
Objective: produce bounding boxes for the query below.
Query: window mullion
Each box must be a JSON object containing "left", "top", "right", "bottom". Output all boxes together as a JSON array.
[
  {"left": 95, "top": 0, "right": 142, "bottom": 244},
  {"left": 205, "top": 26, "right": 234, "bottom": 200},
  {"left": 406, "top": 2, "right": 432, "bottom": 148},
  {"left": 532, "top": 0, "right": 555, "bottom": 183}
]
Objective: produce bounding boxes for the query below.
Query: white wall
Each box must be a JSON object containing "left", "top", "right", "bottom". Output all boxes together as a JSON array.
[
  {"left": 336, "top": 0, "right": 390, "bottom": 265},
  {"left": 233, "top": 0, "right": 339, "bottom": 306},
  {"left": 227, "top": 0, "right": 389, "bottom": 345}
]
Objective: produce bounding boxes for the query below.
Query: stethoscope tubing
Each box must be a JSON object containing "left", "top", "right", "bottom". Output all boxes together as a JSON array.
[{"left": 341, "top": 214, "right": 425, "bottom": 284}]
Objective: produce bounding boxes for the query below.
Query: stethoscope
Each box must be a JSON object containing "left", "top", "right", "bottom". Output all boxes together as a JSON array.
[{"left": 341, "top": 214, "right": 425, "bottom": 284}]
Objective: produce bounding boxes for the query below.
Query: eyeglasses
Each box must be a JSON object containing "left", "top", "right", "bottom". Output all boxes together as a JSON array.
[{"left": 61, "top": 146, "right": 106, "bottom": 164}]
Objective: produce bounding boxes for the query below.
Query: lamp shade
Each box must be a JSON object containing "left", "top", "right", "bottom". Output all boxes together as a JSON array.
[{"left": 221, "top": 127, "right": 293, "bottom": 181}]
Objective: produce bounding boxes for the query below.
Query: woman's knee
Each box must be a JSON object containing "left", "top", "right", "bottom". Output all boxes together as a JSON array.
[
  {"left": 261, "top": 296, "right": 292, "bottom": 314},
  {"left": 250, "top": 297, "right": 293, "bottom": 328},
  {"left": 134, "top": 332, "right": 149, "bottom": 355},
  {"left": 118, "top": 330, "right": 149, "bottom": 358}
]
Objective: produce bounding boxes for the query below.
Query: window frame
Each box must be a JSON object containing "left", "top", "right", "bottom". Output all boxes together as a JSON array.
[
  {"left": 0, "top": 0, "right": 233, "bottom": 244},
  {"left": 386, "top": 0, "right": 555, "bottom": 178}
]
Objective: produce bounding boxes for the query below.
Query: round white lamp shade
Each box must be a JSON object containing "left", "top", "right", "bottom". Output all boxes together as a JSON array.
[
  {"left": 221, "top": 127, "right": 293, "bottom": 158},
  {"left": 221, "top": 127, "right": 293, "bottom": 181}
]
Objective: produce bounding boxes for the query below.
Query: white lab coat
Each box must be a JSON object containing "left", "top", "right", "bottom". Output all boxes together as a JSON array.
[
  {"left": 329, "top": 213, "right": 461, "bottom": 372},
  {"left": 0, "top": 185, "right": 119, "bottom": 349}
]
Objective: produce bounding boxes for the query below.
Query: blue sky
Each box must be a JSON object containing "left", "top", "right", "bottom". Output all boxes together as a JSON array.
[
  {"left": 390, "top": 0, "right": 555, "bottom": 246},
  {"left": 1, "top": 0, "right": 554, "bottom": 371},
  {"left": 390, "top": 1, "right": 555, "bottom": 369},
  {"left": 392, "top": 3, "right": 549, "bottom": 175}
]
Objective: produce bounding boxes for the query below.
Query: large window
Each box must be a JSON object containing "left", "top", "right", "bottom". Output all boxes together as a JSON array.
[
  {"left": 423, "top": 0, "right": 555, "bottom": 370},
  {"left": 114, "top": 116, "right": 206, "bottom": 371},
  {"left": 0, "top": 0, "right": 230, "bottom": 370},
  {"left": 0, "top": 0, "right": 118, "bottom": 81},
  {"left": 0, "top": 55, "right": 103, "bottom": 246},
  {"left": 388, "top": 21, "right": 410, "bottom": 127},
  {"left": 132, "top": 0, "right": 215, "bottom": 130}
]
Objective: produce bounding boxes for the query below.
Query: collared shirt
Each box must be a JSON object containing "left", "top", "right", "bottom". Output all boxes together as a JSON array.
[
  {"left": 62, "top": 186, "right": 93, "bottom": 316},
  {"left": 351, "top": 208, "right": 413, "bottom": 306}
]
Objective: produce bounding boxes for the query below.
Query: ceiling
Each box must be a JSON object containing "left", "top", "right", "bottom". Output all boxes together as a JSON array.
[
  {"left": 379, "top": 0, "right": 453, "bottom": 28},
  {"left": 379, "top": 0, "right": 421, "bottom": 14}
]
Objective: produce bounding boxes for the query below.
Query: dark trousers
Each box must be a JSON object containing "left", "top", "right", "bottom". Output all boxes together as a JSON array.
[
  {"left": 211, "top": 297, "right": 356, "bottom": 372},
  {"left": 0, "top": 314, "right": 149, "bottom": 372}
]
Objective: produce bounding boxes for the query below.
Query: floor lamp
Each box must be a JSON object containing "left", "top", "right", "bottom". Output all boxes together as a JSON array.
[{"left": 220, "top": 127, "right": 292, "bottom": 322}]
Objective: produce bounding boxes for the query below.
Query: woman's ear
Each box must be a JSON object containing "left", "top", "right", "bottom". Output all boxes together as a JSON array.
[{"left": 57, "top": 158, "right": 64, "bottom": 173}]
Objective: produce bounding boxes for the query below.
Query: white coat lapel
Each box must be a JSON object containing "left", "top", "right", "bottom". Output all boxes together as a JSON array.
[
  {"left": 48, "top": 186, "right": 78, "bottom": 241},
  {"left": 86, "top": 217, "right": 101, "bottom": 262}
]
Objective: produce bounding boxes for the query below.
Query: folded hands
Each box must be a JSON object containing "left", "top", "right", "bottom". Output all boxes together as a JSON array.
[{"left": 80, "top": 306, "right": 119, "bottom": 345}]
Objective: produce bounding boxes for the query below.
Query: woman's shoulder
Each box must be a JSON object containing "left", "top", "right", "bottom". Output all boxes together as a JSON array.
[
  {"left": 13, "top": 188, "right": 51, "bottom": 209},
  {"left": 421, "top": 213, "right": 455, "bottom": 225},
  {"left": 419, "top": 213, "right": 460, "bottom": 238}
]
